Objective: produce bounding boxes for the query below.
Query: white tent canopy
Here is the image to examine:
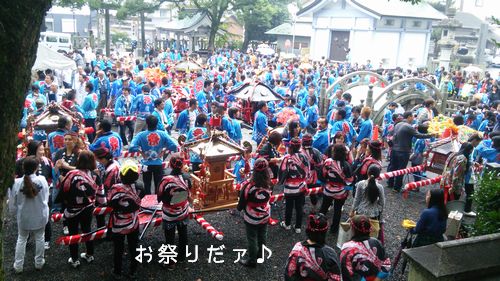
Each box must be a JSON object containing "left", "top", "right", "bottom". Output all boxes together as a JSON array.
[{"left": 32, "top": 43, "right": 76, "bottom": 71}]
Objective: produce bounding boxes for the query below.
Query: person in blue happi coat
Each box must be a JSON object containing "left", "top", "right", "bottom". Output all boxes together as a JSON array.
[
  {"left": 186, "top": 114, "right": 209, "bottom": 172},
  {"left": 253, "top": 101, "right": 269, "bottom": 145},
  {"left": 304, "top": 95, "right": 319, "bottom": 135},
  {"left": 313, "top": 117, "right": 330, "bottom": 155},
  {"left": 114, "top": 87, "right": 135, "bottom": 146},
  {"left": 228, "top": 107, "right": 243, "bottom": 145},
  {"left": 131, "top": 85, "right": 155, "bottom": 135},
  {"left": 89, "top": 119, "right": 123, "bottom": 158},
  {"left": 176, "top": 99, "right": 199, "bottom": 135},
  {"left": 129, "top": 115, "right": 178, "bottom": 194},
  {"left": 81, "top": 82, "right": 99, "bottom": 142},
  {"left": 355, "top": 107, "right": 374, "bottom": 146},
  {"left": 330, "top": 109, "right": 357, "bottom": 146}
]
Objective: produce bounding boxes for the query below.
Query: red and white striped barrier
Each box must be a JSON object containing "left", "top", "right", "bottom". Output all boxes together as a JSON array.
[
  {"left": 227, "top": 155, "right": 242, "bottom": 162},
  {"left": 121, "top": 151, "right": 141, "bottom": 158},
  {"left": 51, "top": 212, "right": 63, "bottom": 222},
  {"left": 403, "top": 176, "right": 443, "bottom": 194},
  {"left": 116, "top": 116, "right": 137, "bottom": 122},
  {"left": 100, "top": 108, "right": 115, "bottom": 117},
  {"left": 190, "top": 214, "right": 224, "bottom": 241},
  {"left": 269, "top": 186, "right": 323, "bottom": 204},
  {"left": 55, "top": 187, "right": 324, "bottom": 244},
  {"left": 51, "top": 207, "right": 113, "bottom": 222},
  {"left": 56, "top": 228, "right": 108, "bottom": 246},
  {"left": 378, "top": 165, "right": 425, "bottom": 180}
]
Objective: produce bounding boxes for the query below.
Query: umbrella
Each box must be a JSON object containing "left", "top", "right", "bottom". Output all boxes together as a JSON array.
[
  {"left": 299, "top": 62, "right": 313, "bottom": 70},
  {"left": 174, "top": 60, "right": 202, "bottom": 72},
  {"left": 229, "top": 82, "right": 282, "bottom": 102},
  {"left": 463, "top": 65, "right": 483, "bottom": 73},
  {"left": 256, "top": 46, "right": 275, "bottom": 56},
  {"left": 281, "top": 52, "right": 296, "bottom": 59}
]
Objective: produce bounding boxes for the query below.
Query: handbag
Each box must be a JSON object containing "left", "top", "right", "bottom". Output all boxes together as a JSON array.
[
  {"left": 369, "top": 219, "right": 380, "bottom": 238},
  {"left": 336, "top": 219, "right": 352, "bottom": 248}
]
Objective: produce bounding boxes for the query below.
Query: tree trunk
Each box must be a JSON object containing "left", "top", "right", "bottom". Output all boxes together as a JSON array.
[
  {"left": 242, "top": 21, "right": 251, "bottom": 52},
  {"left": 208, "top": 20, "right": 220, "bottom": 52},
  {"left": 0, "top": 0, "right": 52, "bottom": 275}
]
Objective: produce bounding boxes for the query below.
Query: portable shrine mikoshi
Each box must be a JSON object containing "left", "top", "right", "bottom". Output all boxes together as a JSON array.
[
  {"left": 184, "top": 131, "right": 245, "bottom": 212},
  {"left": 52, "top": 129, "right": 327, "bottom": 243},
  {"left": 228, "top": 81, "right": 283, "bottom": 124},
  {"left": 400, "top": 136, "right": 463, "bottom": 196},
  {"left": 424, "top": 137, "right": 461, "bottom": 174},
  {"left": 19, "top": 102, "right": 87, "bottom": 158}
]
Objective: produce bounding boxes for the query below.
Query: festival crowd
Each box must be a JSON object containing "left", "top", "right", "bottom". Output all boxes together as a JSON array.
[{"left": 9, "top": 44, "right": 500, "bottom": 280}]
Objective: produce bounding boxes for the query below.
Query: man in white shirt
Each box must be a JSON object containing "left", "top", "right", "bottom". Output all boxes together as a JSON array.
[{"left": 81, "top": 43, "right": 94, "bottom": 67}]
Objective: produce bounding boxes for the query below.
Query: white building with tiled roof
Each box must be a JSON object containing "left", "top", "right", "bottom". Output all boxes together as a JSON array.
[{"left": 296, "top": 0, "right": 446, "bottom": 67}]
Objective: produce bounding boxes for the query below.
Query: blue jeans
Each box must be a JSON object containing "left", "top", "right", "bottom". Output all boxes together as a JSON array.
[{"left": 387, "top": 150, "right": 411, "bottom": 190}]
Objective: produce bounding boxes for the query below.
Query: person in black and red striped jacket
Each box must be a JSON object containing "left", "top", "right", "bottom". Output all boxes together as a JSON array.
[
  {"left": 94, "top": 147, "right": 121, "bottom": 228},
  {"left": 278, "top": 137, "right": 310, "bottom": 234},
  {"left": 320, "top": 144, "right": 353, "bottom": 234},
  {"left": 157, "top": 153, "right": 191, "bottom": 271},
  {"left": 107, "top": 160, "right": 142, "bottom": 279},
  {"left": 237, "top": 158, "right": 272, "bottom": 268},
  {"left": 300, "top": 134, "right": 324, "bottom": 212},
  {"left": 57, "top": 150, "right": 105, "bottom": 268}
]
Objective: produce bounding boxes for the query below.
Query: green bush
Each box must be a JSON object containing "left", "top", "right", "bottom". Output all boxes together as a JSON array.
[{"left": 472, "top": 169, "right": 500, "bottom": 236}]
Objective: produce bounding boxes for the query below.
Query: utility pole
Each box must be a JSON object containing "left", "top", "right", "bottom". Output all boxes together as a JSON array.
[
  {"left": 140, "top": 11, "right": 146, "bottom": 58},
  {"left": 105, "top": 7, "right": 110, "bottom": 57}
]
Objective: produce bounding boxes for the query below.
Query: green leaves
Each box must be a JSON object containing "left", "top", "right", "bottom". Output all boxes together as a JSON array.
[
  {"left": 473, "top": 170, "right": 500, "bottom": 236},
  {"left": 394, "top": 0, "right": 421, "bottom": 4}
]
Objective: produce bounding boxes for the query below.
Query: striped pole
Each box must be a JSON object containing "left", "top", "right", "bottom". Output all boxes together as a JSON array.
[
  {"left": 403, "top": 176, "right": 442, "bottom": 194},
  {"left": 190, "top": 214, "right": 224, "bottom": 241},
  {"left": 378, "top": 165, "right": 425, "bottom": 180},
  {"left": 116, "top": 116, "right": 137, "bottom": 122},
  {"left": 269, "top": 186, "right": 322, "bottom": 204},
  {"left": 56, "top": 228, "right": 108, "bottom": 246},
  {"left": 121, "top": 151, "right": 141, "bottom": 158},
  {"left": 51, "top": 207, "right": 113, "bottom": 222}
]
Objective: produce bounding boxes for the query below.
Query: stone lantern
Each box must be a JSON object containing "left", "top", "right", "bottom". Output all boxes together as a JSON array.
[{"left": 437, "top": 8, "right": 461, "bottom": 70}]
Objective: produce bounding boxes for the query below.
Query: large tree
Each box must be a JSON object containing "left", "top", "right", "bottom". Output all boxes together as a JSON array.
[
  {"left": 190, "top": 0, "right": 232, "bottom": 51},
  {"left": 237, "top": 0, "right": 290, "bottom": 51},
  {"left": 0, "top": 0, "right": 53, "bottom": 276}
]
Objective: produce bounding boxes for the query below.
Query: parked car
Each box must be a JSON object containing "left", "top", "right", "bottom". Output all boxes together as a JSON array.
[
  {"left": 39, "top": 32, "right": 72, "bottom": 52},
  {"left": 489, "top": 56, "right": 500, "bottom": 68}
]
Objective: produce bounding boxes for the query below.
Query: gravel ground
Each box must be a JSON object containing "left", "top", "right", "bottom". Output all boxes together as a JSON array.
[{"left": 2, "top": 128, "right": 449, "bottom": 281}]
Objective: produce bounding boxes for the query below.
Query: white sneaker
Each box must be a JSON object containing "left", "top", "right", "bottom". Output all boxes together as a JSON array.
[
  {"left": 63, "top": 226, "right": 69, "bottom": 235},
  {"left": 35, "top": 259, "right": 45, "bottom": 270},
  {"left": 295, "top": 228, "right": 301, "bottom": 234},
  {"left": 13, "top": 267, "right": 23, "bottom": 274},
  {"left": 464, "top": 211, "right": 477, "bottom": 217},
  {"left": 80, "top": 253, "right": 95, "bottom": 263},
  {"left": 68, "top": 257, "right": 80, "bottom": 268},
  {"left": 280, "top": 221, "right": 292, "bottom": 230},
  {"left": 44, "top": 242, "right": 50, "bottom": 250}
]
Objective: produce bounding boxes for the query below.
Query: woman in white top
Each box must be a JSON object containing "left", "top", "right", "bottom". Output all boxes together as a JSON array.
[
  {"left": 9, "top": 156, "right": 50, "bottom": 273},
  {"left": 350, "top": 165, "right": 385, "bottom": 241}
]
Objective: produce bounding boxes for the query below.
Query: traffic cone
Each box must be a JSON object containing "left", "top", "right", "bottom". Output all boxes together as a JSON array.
[{"left": 372, "top": 125, "right": 380, "bottom": 141}]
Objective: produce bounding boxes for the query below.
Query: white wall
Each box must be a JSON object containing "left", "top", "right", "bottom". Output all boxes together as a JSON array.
[
  {"left": 371, "top": 32, "right": 400, "bottom": 67},
  {"left": 397, "top": 32, "right": 428, "bottom": 67},
  {"left": 350, "top": 30, "right": 372, "bottom": 64},
  {"left": 306, "top": 0, "right": 433, "bottom": 66},
  {"left": 310, "top": 29, "right": 330, "bottom": 60}
]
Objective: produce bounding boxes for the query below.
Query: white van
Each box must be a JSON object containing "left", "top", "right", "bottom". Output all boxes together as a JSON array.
[{"left": 39, "top": 32, "right": 72, "bottom": 52}]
